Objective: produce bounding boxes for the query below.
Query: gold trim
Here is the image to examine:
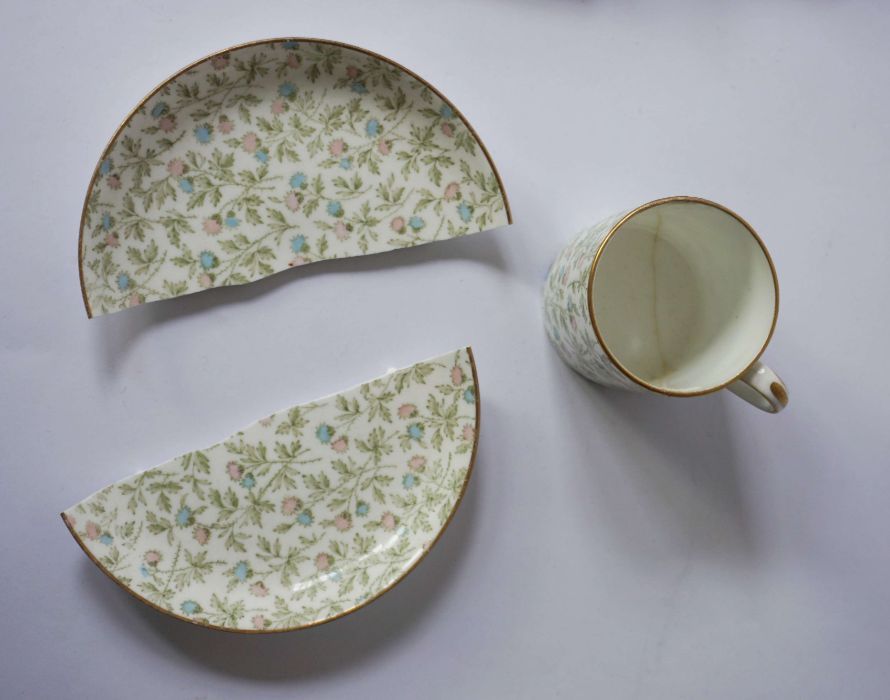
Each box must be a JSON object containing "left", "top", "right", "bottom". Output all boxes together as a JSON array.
[
  {"left": 61, "top": 346, "right": 481, "bottom": 634},
  {"left": 77, "top": 38, "right": 513, "bottom": 319},
  {"left": 586, "top": 196, "right": 780, "bottom": 397},
  {"left": 770, "top": 381, "right": 789, "bottom": 407}
]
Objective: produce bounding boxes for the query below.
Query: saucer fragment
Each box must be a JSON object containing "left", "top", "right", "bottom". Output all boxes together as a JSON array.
[
  {"left": 79, "top": 39, "right": 511, "bottom": 316},
  {"left": 63, "top": 347, "right": 479, "bottom": 632}
]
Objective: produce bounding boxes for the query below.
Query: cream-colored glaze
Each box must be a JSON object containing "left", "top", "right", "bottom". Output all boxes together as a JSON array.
[
  {"left": 727, "top": 360, "right": 789, "bottom": 413},
  {"left": 544, "top": 197, "right": 789, "bottom": 413},
  {"left": 592, "top": 200, "right": 776, "bottom": 393}
]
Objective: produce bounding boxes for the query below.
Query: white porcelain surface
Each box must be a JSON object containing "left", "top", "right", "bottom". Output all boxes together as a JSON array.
[
  {"left": 544, "top": 198, "right": 788, "bottom": 411},
  {"left": 593, "top": 199, "right": 776, "bottom": 392}
]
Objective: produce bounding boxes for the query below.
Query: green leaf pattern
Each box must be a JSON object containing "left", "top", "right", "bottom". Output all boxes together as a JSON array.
[
  {"left": 543, "top": 216, "right": 641, "bottom": 389},
  {"left": 64, "top": 348, "right": 478, "bottom": 631},
  {"left": 80, "top": 40, "right": 509, "bottom": 315}
]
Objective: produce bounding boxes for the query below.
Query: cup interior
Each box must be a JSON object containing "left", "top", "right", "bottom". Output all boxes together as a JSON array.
[{"left": 590, "top": 199, "right": 777, "bottom": 394}]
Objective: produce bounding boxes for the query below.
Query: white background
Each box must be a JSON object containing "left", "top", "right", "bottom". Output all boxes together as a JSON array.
[{"left": 2, "top": 1, "right": 889, "bottom": 698}]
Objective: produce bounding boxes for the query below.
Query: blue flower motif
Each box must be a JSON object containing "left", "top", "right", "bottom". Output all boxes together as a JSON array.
[
  {"left": 278, "top": 82, "right": 296, "bottom": 97},
  {"left": 440, "top": 104, "right": 454, "bottom": 119},
  {"left": 403, "top": 474, "right": 417, "bottom": 489},
  {"left": 291, "top": 235, "right": 307, "bottom": 253},
  {"left": 101, "top": 213, "right": 112, "bottom": 230},
  {"left": 290, "top": 172, "right": 307, "bottom": 188},
  {"left": 234, "top": 561, "right": 249, "bottom": 581},
  {"left": 339, "top": 157, "right": 352, "bottom": 169},
  {"left": 408, "top": 216, "right": 425, "bottom": 231},
  {"left": 240, "top": 474, "right": 256, "bottom": 489},
  {"left": 458, "top": 202, "right": 473, "bottom": 223},
  {"left": 356, "top": 501, "right": 370, "bottom": 516},
  {"left": 255, "top": 149, "right": 269, "bottom": 163},
  {"left": 283, "top": 40, "right": 299, "bottom": 49},
  {"left": 327, "top": 200, "right": 343, "bottom": 216},
  {"left": 175, "top": 506, "right": 193, "bottom": 527},
  {"left": 199, "top": 251, "right": 217, "bottom": 270},
  {"left": 140, "top": 564, "right": 150, "bottom": 578},
  {"left": 116, "top": 273, "right": 130, "bottom": 291},
  {"left": 99, "top": 533, "right": 113, "bottom": 545},
  {"left": 316, "top": 424, "right": 333, "bottom": 443},
  {"left": 407, "top": 423, "right": 424, "bottom": 440},
  {"left": 179, "top": 178, "right": 193, "bottom": 193},
  {"left": 351, "top": 82, "right": 367, "bottom": 94},
  {"left": 297, "top": 510, "right": 313, "bottom": 526},
  {"left": 328, "top": 570, "right": 342, "bottom": 582},
  {"left": 150, "top": 101, "right": 168, "bottom": 118},
  {"left": 99, "top": 158, "right": 112, "bottom": 175},
  {"left": 366, "top": 119, "right": 380, "bottom": 137},
  {"left": 224, "top": 215, "right": 239, "bottom": 228},
  {"left": 463, "top": 387, "right": 476, "bottom": 403},
  {"left": 180, "top": 600, "right": 200, "bottom": 615},
  {"left": 194, "top": 125, "right": 211, "bottom": 143}
]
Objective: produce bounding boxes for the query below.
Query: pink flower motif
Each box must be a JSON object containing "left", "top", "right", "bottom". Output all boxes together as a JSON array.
[
  {"left": 158, "top": 116, "right": 176, "bottom": 133},
  {"left": 285, "top": 191, "right": 300, "bottom": 212},
  {"left": 218, "top": 117, "right": 233, "bottom": 134},
  {"left": 66, "top": 515, "right": 77, "bottom": 527},
  {"left": 166, "top": 158, "right": 185, "bottom": 177},
  {"left": 441, "top": 122, "right": 454, "bottom": 137},
  {"left": 193, "top": 526, "right": 210, "bottom": 545},
  {"left": 315, "top": 553, "right": 332, "bottom": 571},
  {"left": 462, "top": 424, "right": 475, "bottom": 441},
  {"left": 250, "top": 582, "right": 269, "bottom": 597},
  {"left": 444, "top": 182, "right": 460, "bottom": 201},
  {"left": 408, "top": 455, "right": 426, "bottom": 472},
  {"left": 377, "top": 138, "right": 390, "bottom": 156},
  {"left": 242, "top": 132, "right": 258, "bottom": 153},
  {"left": 227, "top": 461, "right": 242, "bottom": 481},
  {"left": 198, "top": 273, "right": 213, "bottom": 289},
  {"left": 104, "top": 232, "right": 119, "bottom": 248},
  {"left": 289, "top": 255, "right": 308, "bottom": 267},
  {"left": 333, "top": 513, "right": 352, "bottom": 532},
  {"left": 107, "top": 174, "right": 121, "bottom": 190},
  {"left": 271, "top": 98, "right": 286, "bottom": 115},
  {"left": 346, "top": 65, "right": 359, "bottom": 79},
  {"left": 281, "top": 496, "right": 301, "bottom": 515},
  {"left": 251, "top": 614, "right": 266, "bottom": 630},
  {"left": 331, "top": 437, "right": 348, "bottom": 453},
  {"left": 127, "top": 293, "right": 142, "bottom": 308},
  {"left": 329, "top": 139, "right": 345, "bottom": 156},
  {"left": 333, "top": 221, "right": 349, "bottom": 241},
  {"left": 451, "top": 366, "right": 464, "bottom": 385},
  {"left": 211, "top": 55, "right": 229, "bottom": 70},
  {"left": 287, "top": 54, "right": 301, "bottom": 69},
  {"left": 398, "top": 403, "right": 417, "bottom": 419},
  {"left": 259, "top": 416, "right": 273, "bottom": 427},
  {"left": 203, "top": 218, "right": 221, "bottom": 235},
  {"left": 380, "top": 512, "right": 397, "bottom": 531},
  {"left": 85, "top": 521, "right": 101, "bottom": 540},
  {"left": 391, "top": 216, "right": 405, "bottom": 233},
  {"left": 144, "top": 550, "right": 161, "bottom": 566}
]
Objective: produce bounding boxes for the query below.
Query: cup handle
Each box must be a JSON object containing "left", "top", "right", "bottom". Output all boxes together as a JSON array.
[{"left": 726, "top": 360, "right": 789, "bottom": 413}]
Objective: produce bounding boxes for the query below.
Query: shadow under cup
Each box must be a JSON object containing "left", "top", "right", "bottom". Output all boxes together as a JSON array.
[{"left": 591, "top": 199, "right": 778, "bottom": 395}]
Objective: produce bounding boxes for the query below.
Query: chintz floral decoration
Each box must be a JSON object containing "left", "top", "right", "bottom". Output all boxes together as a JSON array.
[
  {"left": 63, "top": 348, "right": 479, "bottom": 631},
  {"left": 543, "top": 214, "right": 641, "bottom": 389},
  {"left": 79, "top": 39, "right": 510, "bottom": 316}
]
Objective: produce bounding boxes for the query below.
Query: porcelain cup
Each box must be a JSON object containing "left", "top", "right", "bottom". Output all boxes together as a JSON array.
[{"left": 544, "top": 196, "right": 788, "bottom": 413}]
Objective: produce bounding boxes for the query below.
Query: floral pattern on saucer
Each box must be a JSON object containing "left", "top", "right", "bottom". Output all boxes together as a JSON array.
[
  {"left": 63, "top": 348, "right": 479, "bottom": 632},
  {"left": 80, "top": 39, "right": 510, "bottom": 316}
]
